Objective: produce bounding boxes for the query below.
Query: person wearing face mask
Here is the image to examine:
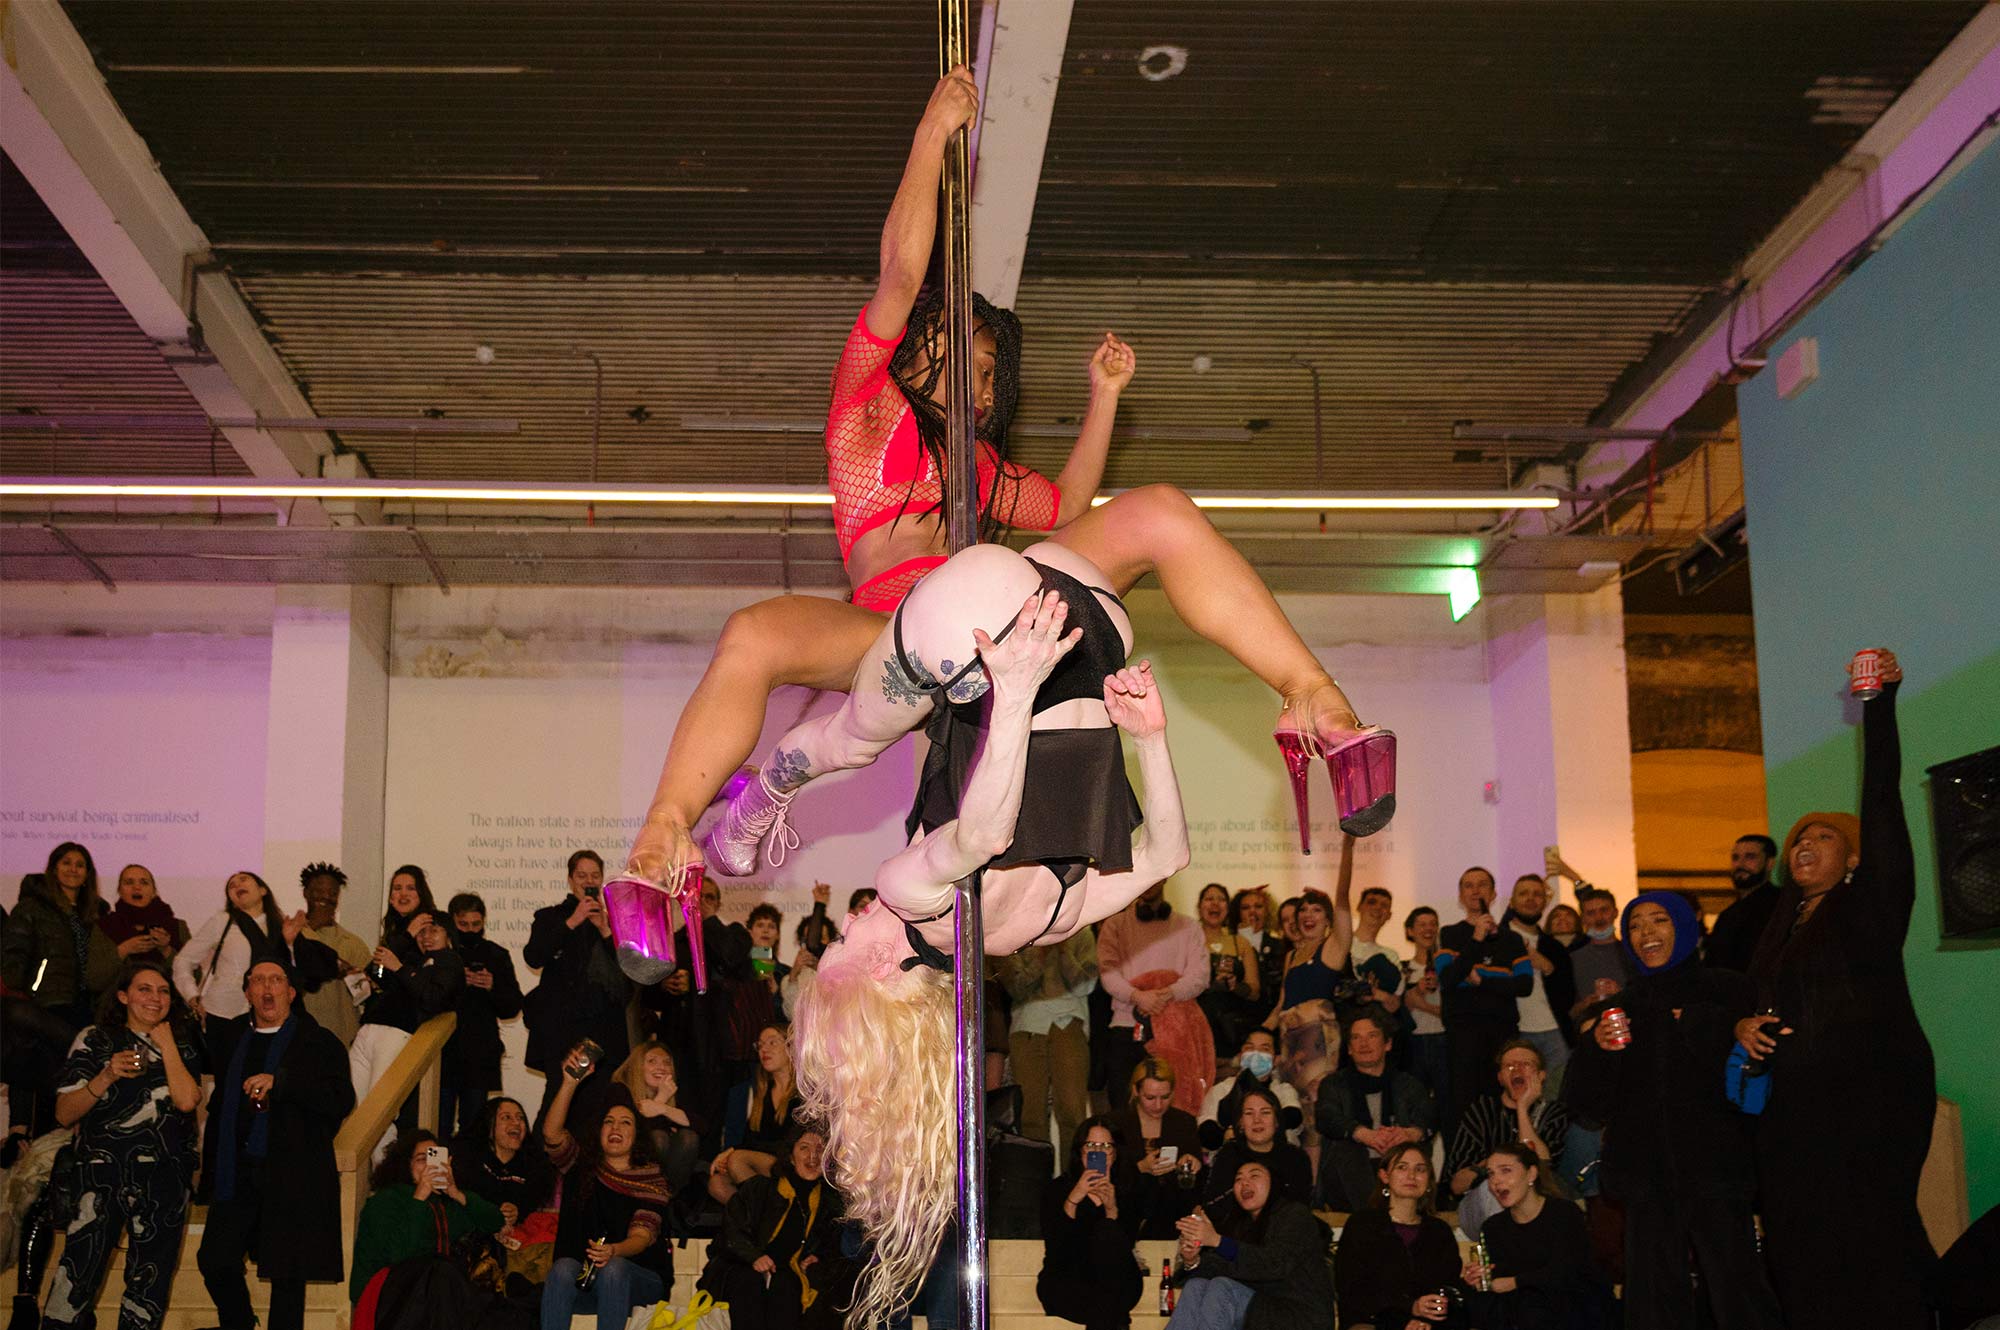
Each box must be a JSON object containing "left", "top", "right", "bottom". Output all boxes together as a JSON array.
[
  {"left": 1565, "top": 892, "right": 1781, "bottom": 1330},
  {"left": 1562, "top": 889, "right": 1631, "bottom": 1026},
  {"left": 1734, "top": 649, "right": 1935, "bottom": 1330},
  {"left": 1197, "top": 1029, "right": 1302, "bottom": 1144},
  {"left": 1703, "top": 834, "right": 1779, "bottom": 974},
  {"left": 442, "top": 891, "right": 524, "bottom": 1140}
]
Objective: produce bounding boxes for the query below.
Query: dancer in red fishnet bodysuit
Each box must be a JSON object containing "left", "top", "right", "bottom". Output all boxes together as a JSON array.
[{"left": 623, "top": 67, "right": 1390, "bottom": 891}]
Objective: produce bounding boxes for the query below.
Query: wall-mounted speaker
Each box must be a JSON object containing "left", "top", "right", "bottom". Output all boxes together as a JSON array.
[{"left": 1928, "top": 743, "right": 2000, "bottom": 940}]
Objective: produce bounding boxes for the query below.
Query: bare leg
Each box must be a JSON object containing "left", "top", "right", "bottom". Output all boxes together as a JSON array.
[
  {"left": 626, "top": 595, "right": 885, "bottom": 880},
  {"left": 1050, "top": 484, "right": 1365, "bottom": 740}
]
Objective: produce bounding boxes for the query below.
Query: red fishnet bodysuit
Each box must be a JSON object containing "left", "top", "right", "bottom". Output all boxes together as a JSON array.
[{"left": 827, "top": 308, "right": 1060, "bottom": 611}]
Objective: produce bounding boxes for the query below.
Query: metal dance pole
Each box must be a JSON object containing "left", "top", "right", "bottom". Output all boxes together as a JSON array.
[{"left": 937, "top": 2, "right": 985, "bottom": 1329}]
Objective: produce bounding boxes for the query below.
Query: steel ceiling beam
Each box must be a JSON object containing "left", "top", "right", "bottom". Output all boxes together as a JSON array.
[
  {"left": 0, "top": 0, "right": 336, "bottom": 525},
  {"left": 968, "top": 0, "right": 1075, "bottom": 308}
]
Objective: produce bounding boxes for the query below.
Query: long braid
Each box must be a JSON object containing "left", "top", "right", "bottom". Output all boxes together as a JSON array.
[{"left": 885, "top": 288, "right": 1025, "bottom": 545}]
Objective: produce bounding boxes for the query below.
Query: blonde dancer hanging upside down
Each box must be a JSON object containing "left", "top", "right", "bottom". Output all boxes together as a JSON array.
[
  {"left": 621, "top": 65, "right": 1391, "bottom": 896},
  {"left": 793, "top": 584, "right": 1190, "bottom": 1328}
]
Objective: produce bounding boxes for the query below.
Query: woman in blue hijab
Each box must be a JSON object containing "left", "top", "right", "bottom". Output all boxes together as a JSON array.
[{"left": 1563, "top": 892, "right": 1782, "bottom": 1330}]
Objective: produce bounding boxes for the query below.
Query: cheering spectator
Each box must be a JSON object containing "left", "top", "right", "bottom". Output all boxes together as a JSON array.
[
  {"left": 1096, "top": 883, "right": 1209, "bottom": 1111},
  {"left": 1503, "top": 875, "right": 1576, "bottom": 1083},
  {"left": 994, "top": 929, "right": 1097, "bottom": 1156},
  {"left": 1348, "top": 885, "right": 1402, "bottom": 984},
  {"left": 1314, "top": 1007, "right": 1435, "bottom": 1211},
  {"left": 1115, "top": 1057, "right": 1206, "bottom": 1240},
  {"left": 1038, "top": 1116, "right": 1142, "bottom": 1330},
  {"left": 442, "top": 891, "right": 523, "bottom": 1138},
  {"left": 1444, "top": 1041, "right": 1567, "bottom": 1238},
  {"left": 1435, "top": 867, "right": 1529, "bottom": 1129},
  {"left": 351, "top": 908, "right": 464, "bottom": 1127},
  {"left": 615, "top": 1039, "right": 703, "bottom": 1190},
  {"left": 1333, "top": 1142, "right": 1466, "bottom": 1330},
  {"left": 698, "top": 1122, "right": 854, "bottom": 1330},
  {"left": 1194, "top": 883, "right": 1263, "bottom": 1055},
  {"left": 1543, "top": 904, "right": 1581, "bottom": 950},
  {"left": 1565, "top": 892, "right": 1782, "bottom": 1330},
  {"left": 1401, "top": 907, "right": 1449, "bottom": 1109},
  {"left": 175, "top": 871, "right": 333, "bottom": 1074},
  {"left": 1171, "top": 1157, "right": 1333, "bottom": 1330},
  {"left": 3, "top": 845, "right": 118, "bottom": 1028},
  {"left": 97, "top": 862, "right": 188, "bottom": 964},
  {"left": 41, "top": 958, "right": 202, "bottom": 1330},
  {"left": 298, "top": 863, "right": 370, "bottom": 1047},
  {"left": 523, "top": 850, "right": 633, "bottom": 1125},
  {"left": 456, "top": 1095, "right": 557, "bottom": 1290},
  {"left": 712, "top": 1022, "right": 802, "bottom": 1205},
  {"left": 197, "top": 958, "right": 355, "bottom": 1330},
  {"left": 348, "top": 1128, "right": 504, "bottom": 1303},
  {"left": 748, "top": 902, "right": 790, "bottom": 989},
  {"left": 1228, "top": 887, "right": 1285, "bottom": 1006},
  {"left": 1704, "top": 834, "right": 1780, "bottom": 973},
  {"left": 541, "top": 1046, "right": 674, "bottom": 1330},
  {"left": 781, "top": 883, "right": 840, "bottom": 1018},
  {"left": 1460, "top": 1144, "right": 1604, "bottom": 1328},
  {"left": 1203, "top": 1086, "right": 1312, "bottom": 1210},
  {"left": 1198, "top": 1029, "right": 1301, "bottom": 1144}
]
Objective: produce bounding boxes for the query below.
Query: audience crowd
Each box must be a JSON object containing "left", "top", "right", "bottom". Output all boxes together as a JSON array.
[{"left": 0, "top": 735, "right": 1967, "bottom": 1330}]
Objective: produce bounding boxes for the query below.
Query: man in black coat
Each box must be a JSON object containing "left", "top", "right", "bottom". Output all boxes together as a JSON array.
[
  {"left": 443, "top": 891, "right": 523, "bottom": 1139},
  {"left": 198, "top": 957, "right": 356, "bottom": 1330},
  {"left": 522, "top": 850, "right": 633, "bottom": 1125},
  {"left": 1435, "top": 866, "right": 1530, "bottom": 1131},
  {"left": 1704, "top": 833, "right": 1781, "bottom": 973},
  {"left": 1313, "top": 1006, "right": 1436, "bottom": 1210}
]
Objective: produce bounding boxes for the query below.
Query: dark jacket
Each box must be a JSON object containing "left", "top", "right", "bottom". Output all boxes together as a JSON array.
[
  {"left": 1436, "top": 919, "right": 1530, "bottom": 1026},
  {"left": 445, "top": 930, "right": 522, "bottom": 1076},
  {"left": 455, "top": 1138, "right": 556, "bottom": 1217},
  {"left": 1111, "top": 1104, "right": 1207, "bottom": 1239},
  {"left": 1036, "top": 1170, "right": 1140, "bottom": 1295},
  {"left": 522, "top": 899, "right": 633, "bottom": 1076},
  {"left": 1315, "top": 1064, "right": 1437, "bottom": 1145},
  {"left": 1334, "top": 1208, "right": 1464, "bottom": 1330},
  {"left": 1179, "top": 1196, "right": 1334, "bottom": 1330},
  {"left": 1705, "top": 881, "right": 1780, "bottom": 974},
  {"left": 200, "top": 1005, "right": 356, "bottom": 1281},
  {"left": 711, "top": 1166, "right": 844, "bottom": 1271},
  {"left": 1204, "top": 1140, "right": 1313, "bottom": 1210},
  {"left": 361, "top": 932, "right": 465, "bottom": 1035},
  {"left": 0, "top": 874, "right": 119, "bottom": 1013}
]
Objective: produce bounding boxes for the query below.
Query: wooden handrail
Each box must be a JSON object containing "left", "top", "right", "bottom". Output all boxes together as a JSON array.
[{"left": 332, "top": 1012, "right": 456, "bottom": 1287}]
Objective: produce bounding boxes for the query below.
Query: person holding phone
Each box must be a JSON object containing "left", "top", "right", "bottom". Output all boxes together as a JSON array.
[
  {"left": 348, "top": 1128, "right": 504, "bottom": 1304},
  {"left": 443, "top": 891, "right": 523, "bottom": 1139},
  {"left": 1112, "top": 1058, "right": 1206, "bottom": 1239},
  {"left": 523, "top": 850, "right": 635, "bottom": 1126},
  {"left": 1037, "top": 1117, "right": 1142, "bottom": 1330}
]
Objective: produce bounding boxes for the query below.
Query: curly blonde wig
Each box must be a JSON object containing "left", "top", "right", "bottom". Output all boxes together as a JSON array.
[{"left": 794, "top": 960, "right": 957, "bottom": 1328}]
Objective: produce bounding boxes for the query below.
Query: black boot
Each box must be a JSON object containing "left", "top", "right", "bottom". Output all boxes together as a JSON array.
[{"left": 8, "top": 1192, "right": 54, "bottom": 1330}]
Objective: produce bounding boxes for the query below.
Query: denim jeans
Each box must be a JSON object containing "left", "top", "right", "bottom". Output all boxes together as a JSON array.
[
  {"left": 1166, "top": 1277, "right": 1256, "bottom": 1330},
  {"left": 543, "top": 1256, "right": 666, "bottom": 1330}
]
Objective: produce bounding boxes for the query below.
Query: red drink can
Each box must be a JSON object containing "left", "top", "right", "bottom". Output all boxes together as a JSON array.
[
  {"left": 1600, "top": 1006, "right": 1632, "bottom": 1049},
  {"left": 1849, "top": 649, "right": 1884, "bottom": 700}
]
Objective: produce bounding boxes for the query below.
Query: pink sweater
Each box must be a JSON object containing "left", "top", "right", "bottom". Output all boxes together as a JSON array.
[{"left": 1095, "top": 911, "right": 1208, "bottom": 1029}]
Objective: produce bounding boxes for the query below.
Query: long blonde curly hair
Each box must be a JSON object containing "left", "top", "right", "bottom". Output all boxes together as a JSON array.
[{"left": 794, "top": 961, "right": 957, "bottom": 1329}]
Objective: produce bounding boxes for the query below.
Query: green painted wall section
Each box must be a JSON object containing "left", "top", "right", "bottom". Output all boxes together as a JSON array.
[{"left": 1762, "top": 650, "right": 2000, "bottom": 1218}]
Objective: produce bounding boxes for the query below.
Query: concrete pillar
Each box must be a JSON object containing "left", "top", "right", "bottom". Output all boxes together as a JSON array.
[
  {"left": 1483, "top": 585, "right": 1639, "bottom": 902},
  {"left": 260, "top": 585, "right": 390, "bottom": 926}
]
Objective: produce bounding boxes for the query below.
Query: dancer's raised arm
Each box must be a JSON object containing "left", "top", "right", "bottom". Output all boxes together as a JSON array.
[
  {"left": 1072, "top": 664, "right": 1188, "bottom": 925},
  {"left": 868, "top": 66, "right": 979, "bottom": 341},
  {"left": 873, "top": 590, "right": 1081, "bottom": 912}
]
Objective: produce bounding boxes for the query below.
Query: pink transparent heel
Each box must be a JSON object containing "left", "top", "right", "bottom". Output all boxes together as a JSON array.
[
  {"left": 606, "top": 864, "right": 709, "bottom": 992},
  {"left": 1273, "top": 722, "right": 1399, "bottom": 850}
]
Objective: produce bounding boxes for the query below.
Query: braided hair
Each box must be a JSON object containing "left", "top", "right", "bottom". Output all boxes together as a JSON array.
[{"left": 885, "top": 287, "right": 1026, "bottom": 545}]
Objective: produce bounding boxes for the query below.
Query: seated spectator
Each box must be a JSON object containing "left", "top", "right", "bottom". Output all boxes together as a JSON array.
[
  {"left": 348, "top": 1128, "right": 503, "bottom": 1303},
  {"left": 1314, "top": 1006, "right": 1435, "bottom": 1211},
  {"left": 1401, "top": 907, "right": 1449, "bottom": 1110},
  {"left": 1563, "top": 892, "right": 1781, "bottom": 1330},
  {"left": 1170, "top": 1158, "right": 1333, "bottom": 1330},
  {"left": 1228, "top": 887, "right": 1286, "bottom": 1011},
  {"left": 1198, "top": 1029, "right": 1302, "bottom": 1145},
  {"left": 97, "top": 862, "right": 189, "bottom": 964},
  {"left": 1543, "top": 905, "right": 1581, "bottom": 951},
  {"left": 42, "top": 958, "right": 202, "bottom": 1330},
  {"left": 456, "top": 1095, "right": 558, "bottom": 1286},
  {"left": 615, "top": 1038, "right": 703, "bottom": 1191},
  {"left": 698, "top": 1122, "right": 854, "bottom": 1330},
  {"left": 1194, "top": 883, "right": 1263, "bottom": 1056},
  {"left": 994, "top": 929, "right": 1097, "bottom": 1156},
  {"left": 350, "top": 907, "right": 464, "bottom": 1140},
  {"left": 1112, "top": 1058, "right": 1206, "bottom": 1239},
  {"left": 443, "top": 891, "right": 523, "bottom": 1139},
  {"left": 712, "top": 1022, "right": 802, "bottom": 1205},
  {"left": 1038, "top": 1116, "right": 1143, "bottom": 1330},
  {"left": 542, "top": 1046, "right": 673, "bottom": 1330},
  {"left": 1, "top": 845, "right": 119, "bottom": 1136},
  {"left": 1098, "top": 882, "right": 1212, "bottom": 1112},
  {"left": 1461, "top": 1144, "right": 1605, "bottom": 1329},
  {"left": 1333, "top": 1142, "right": 1466, "bottom": 1330},
  {"left": 298, "top": 863, "right": 371, "bottom": 1048},
  {"left": 1203, "top": 1086, "right": 1312, "bottom": 1210},
  {"left": 1444, "top": 1040, "right": 1567, "bottom": 1237}
]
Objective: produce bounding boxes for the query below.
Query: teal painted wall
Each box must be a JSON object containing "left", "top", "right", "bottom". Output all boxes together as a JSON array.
[{"left": 1738, "top": 136, "right": 2000, "bottom": 1220}]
